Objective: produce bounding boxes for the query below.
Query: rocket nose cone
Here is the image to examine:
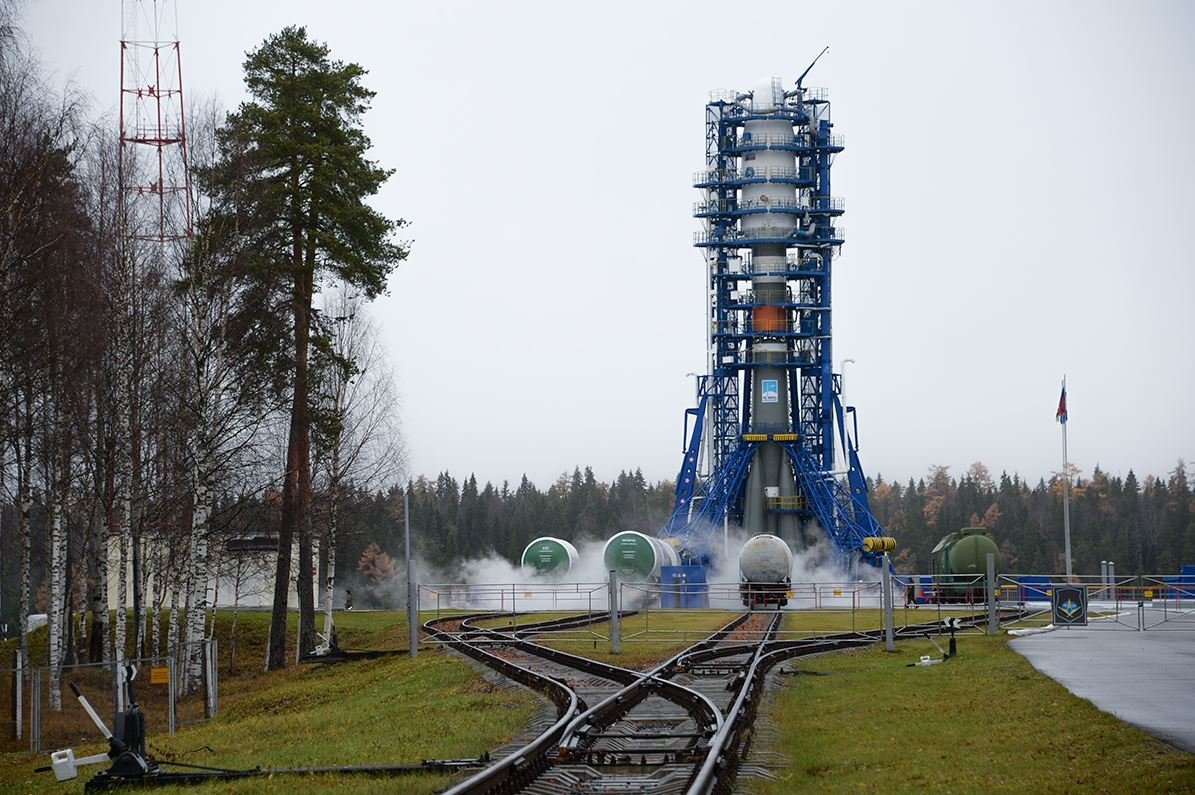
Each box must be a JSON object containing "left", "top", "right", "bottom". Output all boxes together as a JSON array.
[{"left": 753, "top": 77, "right": 779, "bottom": 111}]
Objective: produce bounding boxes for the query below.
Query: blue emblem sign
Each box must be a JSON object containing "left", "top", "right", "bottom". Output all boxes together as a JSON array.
[
  {"left": 761, "top": 379, "right": 779, "bottom": 404},
  {"left": 1052, "top": 585, "right": 1088, "bottom": 626}
]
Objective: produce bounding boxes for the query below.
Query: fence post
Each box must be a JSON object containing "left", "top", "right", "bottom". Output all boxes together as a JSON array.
[
  {"left": 986, "top": 553, "right": 998, "bottom": 635},
  {"left": 608, "top": 571, "right": 621, "bottom": 654},
  {"left": 167, "top": 656, "right": 176, "bottom": 735},
  {"left": 12, "top": 649, "right": 22, "bottom": 740},
  {"left": 202, "top": 639, "right": 219, "bottom": 720},
  {"left": 30, "top": 667, "right": 39, "bottom": 753},
  {"left": 408, "top": 581, "right": 419, "bottom": 660},
  {"left": 881, "top": 554, "right": 894, "bottom": 652}
]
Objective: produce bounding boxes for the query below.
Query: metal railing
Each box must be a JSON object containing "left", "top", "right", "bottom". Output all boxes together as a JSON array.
[
  {"left": 694, "top": 166, "right": 816, "bottom": 186},
  {"left": 695, "top": 196, "right": 845, "bottom": 215}
]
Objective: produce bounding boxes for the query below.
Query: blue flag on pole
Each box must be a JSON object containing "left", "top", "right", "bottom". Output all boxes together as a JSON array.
[{"left": 1056, "top": 383, "right": 1068, "bottom": 424}]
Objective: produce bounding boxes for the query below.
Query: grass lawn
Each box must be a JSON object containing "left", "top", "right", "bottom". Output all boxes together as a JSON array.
[
  {"left": 748, "top": 632, "right": 1195, "bottom": 794},
  {"left": 5, "top": 609, "right": 1193, "bottom": 793},
  {"left": 0, "top": 609, "right": 538, "bottom": 794},
  {"left": 533, "top": 609, "right": 741, "bottom": 669},
  {"left": 468, "top": 611, "right": 588, "bottom": 630}
]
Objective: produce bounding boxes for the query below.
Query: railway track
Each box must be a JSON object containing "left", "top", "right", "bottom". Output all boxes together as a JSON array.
[{"left": 426, "top": 608, "right": 1021, "bottom": 795}]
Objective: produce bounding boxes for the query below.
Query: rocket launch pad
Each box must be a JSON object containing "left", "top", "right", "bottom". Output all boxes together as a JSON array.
[{"left": 657, "top": 71, "right": 889, "bottom": 571}]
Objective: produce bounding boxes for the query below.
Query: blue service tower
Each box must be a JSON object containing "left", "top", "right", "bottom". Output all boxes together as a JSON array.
[{"left": 659, "top": 71, "right": 889, "bottom": 576}]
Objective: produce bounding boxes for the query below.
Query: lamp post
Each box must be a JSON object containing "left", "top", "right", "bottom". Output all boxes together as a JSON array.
[{"left": 405, "top": 486, "right": 417, "bottom": 658}]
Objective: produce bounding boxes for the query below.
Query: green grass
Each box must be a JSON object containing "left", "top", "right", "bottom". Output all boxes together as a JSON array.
[
  {"left": 469, "top": 611, "right": 588, "bottom": 630},
  {"left": 7, "top": 609, "right": 1193, "bottom": 793},
  {"left": 748, "top": 633, "right": 1195, "bottom": 794},
  {"left": 533, "top": 610, "right": 740, "bottom": 669},
  {"left": 0, "top": 610, "right": 538, "bottom": 794}
]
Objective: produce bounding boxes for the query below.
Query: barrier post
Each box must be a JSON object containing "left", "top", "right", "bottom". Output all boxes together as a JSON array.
[
  {"left": 167, "top": 657, "right": 176, "bottom": 734},
  {"left": 12, "top": 649, "right": 22, "bottom": 740},
  {"left": 986, "top": 553, "right": 998, "bottom": 635},
  {"left": 881, "top": 554, "right": 894, "bottom": 652},
  {"left": 608, "top": 571, "right": 621, "bottom": 654},
  {"left": 408, "top": 581, "right": 419, "bottom": 659},
  {"left": 30, "top": 667, "right": 39, "bottom": 753}
]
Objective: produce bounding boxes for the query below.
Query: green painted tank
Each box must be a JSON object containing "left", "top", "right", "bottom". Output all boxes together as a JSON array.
[
  {"left": 932, "top": 527, "right": 1001, "bottom": 575},
  {"left": 520, "top": 537, "right": 579, "bottom": 577},
  {"left": 602, "top": 531, "right": 680, "bottom": 582}
]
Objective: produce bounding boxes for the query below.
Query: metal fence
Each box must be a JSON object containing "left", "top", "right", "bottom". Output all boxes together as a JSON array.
[
  {"left": 996, "top": 573, "right": 1195, "bottom": 632},
  {"left": 4, "top": 639, "right": 217, "bottom": 754},
  {"left": 419, "top": 574, "right": 1002, "bottom": 654}
]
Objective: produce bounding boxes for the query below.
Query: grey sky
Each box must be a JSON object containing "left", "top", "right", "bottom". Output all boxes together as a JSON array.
[{"left": 23, "top": 1, "right": 1195, "bottom": 489}]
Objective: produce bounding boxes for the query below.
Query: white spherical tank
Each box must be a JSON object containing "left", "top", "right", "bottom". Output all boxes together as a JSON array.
[{"left": 739, "top": 534, "right": 793, "bottom": 583}]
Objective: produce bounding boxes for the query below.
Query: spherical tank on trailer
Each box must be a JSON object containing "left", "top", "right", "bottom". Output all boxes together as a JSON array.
[
  {"left": 939, "top": 529, "right": 1001, "bottom": 575},
  {"left": 520, "top": 537, "right": 580, "bottom": 577},
  {"left": 739, "top": 534, "right": 793, "bottom": 583},
  {"left": 947, "top": 533, "right": 999, "bottom": 574}
]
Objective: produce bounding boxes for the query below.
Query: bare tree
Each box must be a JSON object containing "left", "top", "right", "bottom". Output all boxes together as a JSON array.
[{"left": 313, "top": 287, "right": 405, "bottom": 649}]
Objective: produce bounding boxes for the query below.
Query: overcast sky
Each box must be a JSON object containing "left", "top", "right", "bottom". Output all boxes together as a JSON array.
[{"left": 22, "top": 1, "right": 1195, "bottom": 490}]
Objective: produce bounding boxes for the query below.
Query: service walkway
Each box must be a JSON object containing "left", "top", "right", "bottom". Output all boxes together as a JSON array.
[{"left": 1010, "top": 609, "right": 1195, "bottom": 753}]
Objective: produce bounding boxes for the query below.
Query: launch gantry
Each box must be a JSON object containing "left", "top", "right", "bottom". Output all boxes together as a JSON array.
[{"left": 661, "top": 73, "right": 888, "bottom": 569}]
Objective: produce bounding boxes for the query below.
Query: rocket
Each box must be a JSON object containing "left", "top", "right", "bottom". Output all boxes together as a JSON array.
[{"left": 738, "top": 80, "right": 805, "bottom": 548}]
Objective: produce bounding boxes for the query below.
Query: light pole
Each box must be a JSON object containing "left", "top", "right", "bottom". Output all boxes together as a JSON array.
[{"left": 405, "top": 486, "right": 417, "bottom": 658}]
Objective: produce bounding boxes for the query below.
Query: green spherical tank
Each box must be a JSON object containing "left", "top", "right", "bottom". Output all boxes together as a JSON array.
[
  {"left": 933, "top": 528, "right": 1001, "bottom": 575},
  {"left": 602, "top": 531, "right": 679, "bottom": 582},
  {"left": 520, "top": 537, "right": 579, "bottom": 577}
]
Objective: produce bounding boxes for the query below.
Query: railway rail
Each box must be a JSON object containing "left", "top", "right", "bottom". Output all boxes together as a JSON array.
[
  {"left": 427, "top": 608, "right": 1018, "bottom": 795},
  {"left": 44, "top": 606, "right": 1020, "bottom": 792}
]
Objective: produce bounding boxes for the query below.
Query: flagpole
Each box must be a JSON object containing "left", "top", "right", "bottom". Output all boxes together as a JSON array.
[{"left": 1061, "top": 375, "right": 1072, "bottom": 581}]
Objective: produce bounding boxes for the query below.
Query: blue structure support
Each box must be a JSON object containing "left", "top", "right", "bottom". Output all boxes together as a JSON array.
[{"left": 662, "top": 74, "right": 889, "bottom": 570}]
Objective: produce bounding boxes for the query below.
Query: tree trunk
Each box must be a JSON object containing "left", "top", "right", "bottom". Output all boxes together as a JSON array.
[
  {"left": 148, "top": 543, "right": 161, "bottom": 659},
  {"left": 323, "top": 460, "right": 339, "bottom": 648},
  {"left": 48, "top": 473, "right": 66, "bottom": 710},
  {"left": 184, "top": 452, "right": 211, "bottom": 691},
  {"left": 268, "top": 257, "right": 315, "bottom": 668},
  {"left": 16, "top": 418, "right": 32, "bottom": 666},
  {"left": 89, "top": 508, "right": 107, "bottom": 663},
  {"left": 166, "top": 563, "right": 181, "bottom": 667}
]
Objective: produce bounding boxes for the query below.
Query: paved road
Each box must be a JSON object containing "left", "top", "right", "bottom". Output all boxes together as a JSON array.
[{"left": 1010, "top": 610, "right": 1195, "bottom": 753}]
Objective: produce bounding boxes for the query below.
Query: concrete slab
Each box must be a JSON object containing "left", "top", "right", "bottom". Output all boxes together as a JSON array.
[{"left": 1010, "top": 612, "right": 1195, "bottom": 753}]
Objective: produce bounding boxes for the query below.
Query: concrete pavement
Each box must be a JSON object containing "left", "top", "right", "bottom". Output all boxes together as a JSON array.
[{"left": 1010, "top": 609, "right": 1195, "bottom": 753}]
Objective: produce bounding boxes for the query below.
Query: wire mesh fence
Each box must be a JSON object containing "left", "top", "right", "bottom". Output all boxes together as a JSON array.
[{"left": 3, "top": 639, "right": 217, "bottom": 754}]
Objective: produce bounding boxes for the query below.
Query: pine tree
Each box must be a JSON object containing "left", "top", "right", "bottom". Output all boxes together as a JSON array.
[{"left": 206, "top": 26, "right": 408, "bottom": 669}]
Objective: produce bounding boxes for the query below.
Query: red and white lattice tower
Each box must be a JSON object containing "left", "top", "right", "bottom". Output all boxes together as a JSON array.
[{"left": 119, "top": 0, "right": 191, "bottom": 245}]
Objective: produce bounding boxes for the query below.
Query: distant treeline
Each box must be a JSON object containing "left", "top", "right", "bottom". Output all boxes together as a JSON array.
[
  {"left": 326, "top": 460, "right": 1194, "bottom": 598},
  {"left": 330, "top": 469, "right": 677, "bottom": 588},
  {"left": 869, "top": 461, "right": 1193, "bottom": 574},
  {"left": 8, "top": 461, "right": 1187, "bottom": 624}
]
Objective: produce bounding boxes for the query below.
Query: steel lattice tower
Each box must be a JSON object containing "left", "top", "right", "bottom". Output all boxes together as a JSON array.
[
  {"left": 661, "top": 71, "right": 888, "bottom": 569},
  {"left": 120, "top": 0, "right": 191, "bottom": 245},
  {"left": 110, "top": 0, "right": 192, "bottom": 656}
]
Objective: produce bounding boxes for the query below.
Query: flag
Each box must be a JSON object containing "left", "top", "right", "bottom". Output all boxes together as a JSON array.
[{"left": 1056, "top": 382, "right": 1068, "bottom": 424}]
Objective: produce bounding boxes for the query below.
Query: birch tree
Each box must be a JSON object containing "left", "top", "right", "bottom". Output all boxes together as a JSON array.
[{"left": 314, "top": 288, "right": 405, "bottom": 648}]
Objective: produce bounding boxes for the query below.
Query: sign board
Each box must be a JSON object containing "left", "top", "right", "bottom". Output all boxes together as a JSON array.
[
  {"left": 149, "top": 666, "right": 170, "bottom": 685},
  {"left": 1052, "top": 585, "right": 1088, "bottom": 626},
  {"left": 761, "top": 379, "right": 779, "bottom": 403}
]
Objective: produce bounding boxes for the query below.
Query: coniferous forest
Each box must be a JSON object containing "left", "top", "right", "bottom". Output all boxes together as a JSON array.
[{"left": 234, "top": 460, "right": 1195, "bottom": 610}]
